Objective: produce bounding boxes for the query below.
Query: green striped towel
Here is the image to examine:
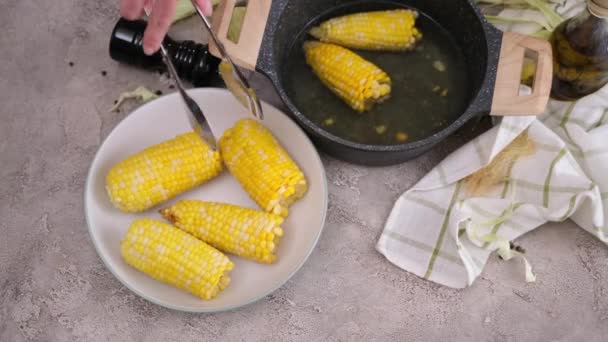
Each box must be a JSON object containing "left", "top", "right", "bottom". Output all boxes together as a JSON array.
[{"left": 377, "top": 0, "right": 608, "bottom": 288}]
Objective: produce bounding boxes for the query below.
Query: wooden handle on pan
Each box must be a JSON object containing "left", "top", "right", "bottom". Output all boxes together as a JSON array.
[
  {"left": 209, "top": 0, "right": 272, "bottom": 71},
  {"left": 490, "top": 32, "right": 553, "bottom": 116}
]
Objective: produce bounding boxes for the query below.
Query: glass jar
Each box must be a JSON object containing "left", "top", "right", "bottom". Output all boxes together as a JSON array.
[{"left": 550, "top": 0, "right": 608, "bottom": 100}]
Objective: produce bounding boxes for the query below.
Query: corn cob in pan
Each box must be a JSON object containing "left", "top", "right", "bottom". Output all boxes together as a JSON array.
[
  {"left": 304, "top": 41, "right": 391, "bottom": 112},
  {"left": 105, "top": 132, "right": 222, "bottom": 213},
  {"left": 219, "top": 119, "right": 307, "bottom": 217},
  {"left": 309, "top": 9, "right": 422, "bottom": 51},
  {"left": 161, "top": 200, "right": 284, "bottom": 264},
  {"left": 121, "top": 219, "right": 233, "bottom": 300}
]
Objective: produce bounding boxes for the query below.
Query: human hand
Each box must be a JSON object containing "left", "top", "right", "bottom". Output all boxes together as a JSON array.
[{"left": 120, "top": 0, "right": 213, "bottom": 55}]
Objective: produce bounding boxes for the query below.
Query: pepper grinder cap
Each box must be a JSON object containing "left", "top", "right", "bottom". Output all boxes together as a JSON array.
[
  {"left": 589, "top": 0, "right": 608, "bottom": 17},
  {"left": 109, "top": 18, "right": 162, "bottom": 68}
]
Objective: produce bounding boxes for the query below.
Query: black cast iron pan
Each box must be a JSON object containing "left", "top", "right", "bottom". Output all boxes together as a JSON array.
[{"left": 209, "top": 0, "right": 552, "bottom": 166}]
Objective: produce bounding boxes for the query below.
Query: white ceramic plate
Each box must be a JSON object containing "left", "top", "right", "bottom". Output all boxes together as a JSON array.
[{"left": 85, "top": 88, "right": 328, "bottom": 312}]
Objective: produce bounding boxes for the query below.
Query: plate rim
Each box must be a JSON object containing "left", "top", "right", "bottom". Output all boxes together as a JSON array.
[{"left": 84, "top": 88, "right": 328, "bottom": 313}]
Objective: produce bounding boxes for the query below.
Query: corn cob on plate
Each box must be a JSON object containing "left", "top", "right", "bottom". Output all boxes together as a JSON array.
[
  {"left": 121, "top": 219, "right": 234, "bottom": 300},
  {"left": 85, "top": 89, "right": 328, "bottom": 312},
  {"left": 105, "top": 132, "right": 222, "bottom": 213},
  {"left": 220, "top": 118, "right": 308, "bottom": 217},
  {"left": 161, "top": 200, "right": 285, "bottom": 264}
]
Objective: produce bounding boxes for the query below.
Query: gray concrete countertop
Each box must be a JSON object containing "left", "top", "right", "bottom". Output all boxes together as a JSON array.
[{"left": 1, "top": 2, "right": 607, "bottom": 341}]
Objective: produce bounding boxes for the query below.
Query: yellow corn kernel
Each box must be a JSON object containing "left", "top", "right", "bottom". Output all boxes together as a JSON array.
[
  {"left": 309, "top": 9, "right": 422, "bottom": 51},
  {"left": 105, "top": 132, "right": 222, "bottom": 213},
  {"left": 161, "top": 200, "right": 284, "bottom": 264},
  {"left": 219, "top": 119, "right": 307, "bottom": 217},
  {"left": 120, "top": 219, "right": 233, "bottom": 300},
  {"left": 304, "top": 41, "right": 391, "bottom": 112}
]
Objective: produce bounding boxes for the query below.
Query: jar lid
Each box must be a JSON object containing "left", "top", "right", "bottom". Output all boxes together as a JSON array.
[{"left": 589, "top": 0, "right": 608, "bottom": 17}]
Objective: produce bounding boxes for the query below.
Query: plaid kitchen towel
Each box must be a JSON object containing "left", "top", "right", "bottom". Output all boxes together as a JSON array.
[{"left": 377, "top": 0, "right": 608, "bottom": 288}]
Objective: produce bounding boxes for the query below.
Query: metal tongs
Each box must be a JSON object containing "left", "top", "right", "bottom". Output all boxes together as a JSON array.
[
  {"left": 189, "top": 0, "right": 264, "bottom": 120},
  {"left": 143, "top": 7, "right": 218, "bottom": 150}
]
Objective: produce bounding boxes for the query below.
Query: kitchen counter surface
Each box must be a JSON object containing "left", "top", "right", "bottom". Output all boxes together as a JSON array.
[{"left": 1, "top": 2, "right": 607, "bottom": 341}]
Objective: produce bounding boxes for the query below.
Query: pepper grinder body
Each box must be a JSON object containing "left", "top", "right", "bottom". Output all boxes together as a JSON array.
[{"left": 109, "top": 18, "right": 221, "bottom": 87}]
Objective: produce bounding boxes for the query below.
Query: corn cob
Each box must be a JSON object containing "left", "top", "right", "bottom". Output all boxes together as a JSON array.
[
  {"left": 309, "top": 9, "right": 422, "bottom": 51},
  {"left": 219, "top": 61, "right": 249, "bottom": 109},
  {"left": 219, "top": 119, "right": 307, "bottom": 217},
  {"left": 120, "top": 219, "right": 233, "bottom": 300},
  {"left": 304, "top": 41, "right": 391, "bottom": 112},
  {"left": 106, "top": 132, "right": 222, "bottom": 213},
  {"left": 161, "top": 200, "right": 284, "bottom": 264}
]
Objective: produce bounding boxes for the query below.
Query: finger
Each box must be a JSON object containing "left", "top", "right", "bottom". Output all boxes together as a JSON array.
[
  {"left": 196, "top": 0, "right": 213, "bottom": 16},
  {"left": 120, "top": 0, "right": 146, "bottom": 20},
  {"left": 142, "top": 0, "right": 153, "bottom": 15},
  {"left": 142, "top": 0, "right": 178, "bottom": 55}
]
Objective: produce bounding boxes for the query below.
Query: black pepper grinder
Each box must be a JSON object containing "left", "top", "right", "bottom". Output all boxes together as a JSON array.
[{"left": 109, "top": 18, "right": 221, "bottom": 87}]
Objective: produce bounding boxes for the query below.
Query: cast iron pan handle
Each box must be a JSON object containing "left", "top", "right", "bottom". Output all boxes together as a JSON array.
[
  {"left": 490, "top": 32, "right": 553, "bottom": 116},
  {"left": 209, "top": 0, "right": 272, "bottom": 71}
]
